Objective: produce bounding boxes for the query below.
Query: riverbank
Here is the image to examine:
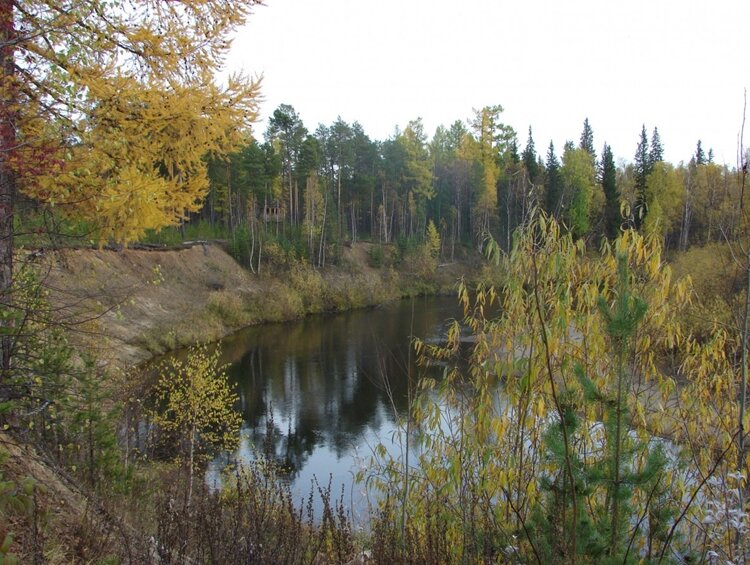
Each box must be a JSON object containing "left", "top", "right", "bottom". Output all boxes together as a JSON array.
[
  {"left": 42, "top": 241, "right": 481, "bottom": 368},
  {"left": 0, "top": 242, "right": 481, "bottom": 562}
]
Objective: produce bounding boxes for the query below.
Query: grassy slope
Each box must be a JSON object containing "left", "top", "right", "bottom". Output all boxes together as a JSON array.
[{"left": 42, "top": 241, "right": 474, "bottom": 368}]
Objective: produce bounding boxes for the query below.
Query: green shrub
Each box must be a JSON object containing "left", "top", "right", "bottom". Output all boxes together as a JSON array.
[
  {"left": 368, "top": 244, "right": 385, "bottom": 268},
  {"left": 395, "top": 234, "right": 420, "bottom": 261},
  {"left": 0, "top": 450, "right": 36, "bottom": 565}
]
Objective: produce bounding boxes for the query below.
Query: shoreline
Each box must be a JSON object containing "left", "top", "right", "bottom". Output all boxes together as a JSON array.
[{"left": 42, "top": 241, "right": 480, "bottom": 370}]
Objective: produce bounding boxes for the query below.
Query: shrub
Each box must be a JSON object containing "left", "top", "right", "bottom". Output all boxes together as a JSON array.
[
  {"left": 369, "top": 214, "right": 744, "bottom": 563},
  {"left": 289, "top": 263, "right": 326, "bottom": 313},
  {"left": 207, "top": 290, "right": 250, "bottom": 328},
  {"left": 369, "top": 245, "right": 385, "bottom": 268},
  {"left": 153, "top": 460, "right": 355, "bottom": 564}
]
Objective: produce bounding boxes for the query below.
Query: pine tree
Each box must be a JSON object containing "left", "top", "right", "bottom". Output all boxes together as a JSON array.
[
  {"left": 633, "top": 126, "right": 650, "bottom": 229},
  {"left": 67, "top": 357, "right": 121, "bottom": 488},
  {"left": 579, "top": 117, "right": 596, "bottom": 160},
  {"left": 266, "top": 104, "right": 309, "bottom": 227},
  {"left": 545, "top": 142, "right": 563, "bottom": 219},
  {"left": 530, "top": 253, "right": 666, "bottom": 563},
  {"left": 601, "top": 143, "right": 620, "bottom": 240}
]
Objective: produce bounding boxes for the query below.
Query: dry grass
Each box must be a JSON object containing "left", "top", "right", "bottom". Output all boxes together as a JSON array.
[
  {"left": 0, "top": 431, "right": 139, "bottom": 563},
  {"left": 39, "top": 242, "right": 478, "bottom": 369}
]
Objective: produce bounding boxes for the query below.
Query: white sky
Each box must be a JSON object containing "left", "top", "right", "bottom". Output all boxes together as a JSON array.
[{"left": 226, "top": 0, "right": 750, "bottom": 166}]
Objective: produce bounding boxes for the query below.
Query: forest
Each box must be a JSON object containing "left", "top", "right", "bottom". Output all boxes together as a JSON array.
[
  {"left": 0, "top": 0, "right": 749, "bottom": 563},
  {"left": 191, "top": 104, "right": 737, "bottom": 270}
]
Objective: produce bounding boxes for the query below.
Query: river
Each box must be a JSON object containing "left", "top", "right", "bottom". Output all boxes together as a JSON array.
[{"left": 204, "top": 295, "right": 463, "bottom": 523}]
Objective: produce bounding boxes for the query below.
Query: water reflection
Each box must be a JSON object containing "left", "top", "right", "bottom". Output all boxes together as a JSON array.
[{"left": 208, "top": 296, "right": 461, "bottom": 514}]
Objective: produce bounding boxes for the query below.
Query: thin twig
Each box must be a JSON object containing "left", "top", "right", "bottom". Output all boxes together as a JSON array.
[
  {"left": 530, "top": 247, "right": 578, "bottom": 563},
  {"left": 657, "top": 432, "right": 738, "bottom": 564}
]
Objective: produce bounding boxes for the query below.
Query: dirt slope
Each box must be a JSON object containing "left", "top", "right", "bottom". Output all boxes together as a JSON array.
[
  {"left": 43, "top": 244, "right": 261, "bottom": 367},
  {"left": 40, "top": 241, "right": 468, "bottom": 368}
]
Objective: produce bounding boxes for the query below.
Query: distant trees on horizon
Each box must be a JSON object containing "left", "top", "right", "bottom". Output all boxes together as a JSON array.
[{"left": 199, "top": 102, "right": 740, "bottom": 265}]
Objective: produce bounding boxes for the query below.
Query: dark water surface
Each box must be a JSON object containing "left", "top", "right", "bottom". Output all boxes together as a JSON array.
[{"left": 206, "top": 295, "right": 462, "bottom": 522}]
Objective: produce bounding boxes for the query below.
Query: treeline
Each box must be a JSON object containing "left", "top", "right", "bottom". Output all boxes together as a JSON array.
[{"left": 193, "top": 104, "right": 743, "bottom": 266}]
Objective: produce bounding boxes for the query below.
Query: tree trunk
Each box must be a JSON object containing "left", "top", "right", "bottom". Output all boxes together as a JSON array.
[
  {"left": 0, "top": 0, "right": 16, "bottom": 380},
  {"left": 187, "top": 424, "right": 196, "bottom": 507},
  {"left": 336, "top": 169, "right": 341, "bottom": 244},
  {"left": 226, "top": 162, "right": 233, "bottom": 233},
  {"left": 381, "top": 184, "right": 388, "bottom": 243},
  {"left": 294, "top": 177, "right": 299, "bottom": 227},
  {"left": 288, "top": 170, "right": 293, "bottom": 227},
  {"left": 319, "top": 188, "right": 328, "bottom": 268},
  {"left": 248, "top": 212, "right": 256, "bottom": 274},
  {"left": 506, "top": 185, "right": 512, "bottom": 252}
]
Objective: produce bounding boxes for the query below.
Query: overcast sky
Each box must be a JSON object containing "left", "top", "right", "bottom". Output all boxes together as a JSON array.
[{"left": 226, "top": 0, "right": 749, "bottom": 166}]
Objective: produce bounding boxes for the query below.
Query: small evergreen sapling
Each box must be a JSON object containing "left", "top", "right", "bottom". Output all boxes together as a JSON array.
[{"left": 530, "top": 254, "right": 670, "bottom": 563}]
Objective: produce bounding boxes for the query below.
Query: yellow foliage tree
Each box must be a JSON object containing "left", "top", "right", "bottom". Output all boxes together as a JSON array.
[
  {"left": 425, "top": 219, "right": 441, "bottom": 259},
  {"left": 0, "top": 0, "right": 261, "bottom": 375},
  {"left": 35, "top": 74, "right": 260, "bottom": 242},
  {"left": 151, "top": 345, "right": 241, "bottom": 504},
  {"left": 643, "top": 161, "right": 684, "bottom": 242},
  {"left": 470, "top": 106, "right": 501, "bottom": 247}
]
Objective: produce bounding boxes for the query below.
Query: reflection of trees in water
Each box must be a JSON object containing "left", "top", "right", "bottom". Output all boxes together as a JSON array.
[{"left": 224, "top": 297, "right": 459, "bottom": 477}]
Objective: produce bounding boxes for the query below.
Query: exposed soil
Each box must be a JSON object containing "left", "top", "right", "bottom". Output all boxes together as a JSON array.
[
  {"left": 37, "top": 241, "right": 474, "bottom": 368},
  {"left": 39, "top": 243, "right": 259, "bottom": 367}
]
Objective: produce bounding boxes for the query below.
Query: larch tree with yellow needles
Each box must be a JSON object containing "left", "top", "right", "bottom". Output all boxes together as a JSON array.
[{"left": 0, "top": 0, "right": 261, "bottom": 384}]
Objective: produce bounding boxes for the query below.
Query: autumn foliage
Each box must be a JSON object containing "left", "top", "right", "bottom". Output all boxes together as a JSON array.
[{"left": 2, "top": 0, "right": 262, "bottom": 242}]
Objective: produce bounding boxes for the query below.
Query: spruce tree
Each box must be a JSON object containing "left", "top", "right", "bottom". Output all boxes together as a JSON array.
[
  {"left": 633, "top": 125, "right": 650, "bottom": 229},
  {"left": 649, "top": 127, "right": 664, "bottom": 168},
  {"left": 545, "top": 141, "right": 563, "bottom": 219},
  {"left": 523, "top": 126, "right": 540, "bottom": 184},
  {"left": 601, "top": 143, "right": 620, "bottom": 240},
  {"left": 579, "top": 117, "right": 596, "bottom": 160},
  {"left": 508, "top": 137, "right": 520, "bottom": 164},
  {"left": 695, "top": 140, "right": 706, "bottom": 165}
]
